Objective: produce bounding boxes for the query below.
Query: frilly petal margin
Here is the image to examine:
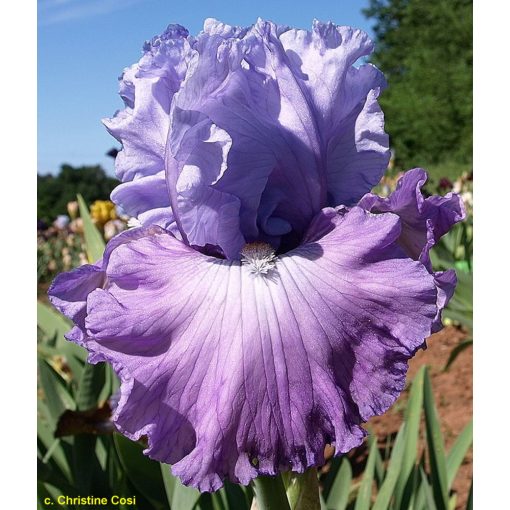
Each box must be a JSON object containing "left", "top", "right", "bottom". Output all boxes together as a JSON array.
[
  {"left": 125, "top": 18, "right": 389, "bottom": 256},
  {"left": 48, "top": 207, "right": 438, "bottom": 491},
  {"left": 103, "top": 19, "right": 389, "bottom": 255},
  {"left": 48, "top": 226, "right": 163, "bottom": 335},
  {"left": 102, "top": 25, "right": 193, "bottom": 226},
  {"left": 358, "top": 168, "right": 465, "bottom": 264},
  {"left": 358, "top": 168, "right": 466, "bottom": 331},
  {"left": 103, "top": 24, "right": 192, "bottom": 183}
]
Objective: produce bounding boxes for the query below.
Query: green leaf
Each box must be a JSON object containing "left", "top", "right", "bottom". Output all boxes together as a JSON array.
[
  {"left": 373, "top": 443, "right": 386, "bottom": 489},
  {"left": 212, "top": 491, "right": 229, "bottom": 510},
  {"left": 38, "top": 358, "right": 74, "bottom": 426},
  {"left": 372, "top": 424, "right": 406, "bottom": 510},
  {"left": 40, "top": 482, "right": 66, "bottom": 509},
  {"left": 286, "top": 468, "right": 321, "bottom": 510},
  {"left": 409, "top": 464, "right": 425, "bottom": 510},
  {"left": 451, "top": 271, "right": 473, "bottom": 308},
  {"left": 423, "top": 368, "right": 449, "bottom": 510},
  {"left": 465, "top": 480, "right": 472, "bottom": 510},
  {"left": 446, "top": 421, "right": 472, "bottom": 488},
  {"left": 321, "top": 457, "right": 343, "bottom": 500},
  {"left": 37, "top": 301, "right": 86, "bottom": 378},
  {"left": 37, "top": 482, "right": 56, "bottom": 510},
  {"left": 99, "top": 364, "right": 119, "bottom": 404},
  {"left": 326, "top": 457, "right": 352, "bottom": 510},
  {"left": 419, "top": 467, "right": 438, "bottom": 510},
  {"left": 354, "top": 437, "right": 378, "bottom": 510},
  {"left": 444, "top": 271, "right": 472, "bottom": 332},
  {"left": 37, "top": 458, "right": 79, "bottom": 496},
  {"left": 114, "top": 433, "right": 167, "bottom": 508},
  {"left": 73, "top": 435, "right": 114, "bottom": 498},
  {"left": 76, "top": 362, "right": 105, "bottom": 410},
  {"left": 396, "top": 366, "right": 425, "bottom": 509},
  {"left": 77, "top": 193, "right": 105, "bottom": 262},
  {"left": 38, "top": 416, "right": 72, "bottom": 484},
  {"left": 194, "top": 493, "right": 214, "bottom": 510},
  {"left": 160, "top": 462, "right": 201, "bottom": 510},
  {"left": 106, "top": 437, "right": 124, "bottom": 493},
  {"left": 95, "top": 435, "right": 109, "bottom": 470},
  {"left": 454, "top": 260, "right": 470, "bottom": 273},
  {"left": 37, "top": 300, "right": 70, "bottom": 339},
  {"left": 252, "top": 475, "right": 291, "bottom": 510},
  {"left": 69, "top": 362, "right": 108, "bottom": 495},
  {"left": 444, "top": 339, "right": 472, "bottom": 371},
  {"left": 223, "top": 481, "right": 252, "bottom": 510}
]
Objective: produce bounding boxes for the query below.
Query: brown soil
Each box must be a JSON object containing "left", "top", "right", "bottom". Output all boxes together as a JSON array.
[{"left": 344, "top": 326, "right": 473, "bottom": 508}]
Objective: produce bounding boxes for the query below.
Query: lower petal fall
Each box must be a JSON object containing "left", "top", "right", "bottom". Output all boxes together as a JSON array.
[{"left": 49, "top": 207, "right": 437, "bottom": 491}]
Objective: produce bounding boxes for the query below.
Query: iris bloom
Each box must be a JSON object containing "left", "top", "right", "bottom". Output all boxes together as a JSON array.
[{"left": 49, "top": 19, "right": 465, "bottom": 491}]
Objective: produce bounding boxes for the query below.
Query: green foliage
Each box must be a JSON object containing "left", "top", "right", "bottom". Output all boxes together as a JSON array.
[
  {"left": 430, "top": 210, "right": 473, "bottom": 369},
  {"left": 423, "top": 368, "right": 449, "bottom": 510},
  {"left": 283, "top": 469, "right": 321, "bottom": 510},
  {"left": 421, "top": 161, "right": 472, "bottom": 185},
  {"left": 319, "top": 368, "right": 472, "bottom": 510},
  {"left": 324, "top": 457, "right": 352, "bottom": 510},
  {"left": 354, "top": 438, "right": 378, "bottom": 510},
  {"left": 431, "top": 217, "right": 473, "bottom": 333},
  {"left": 253, "top": 476, "right": 292, "bottom": 510},
  {"left": 364, "top": 0, "right": 472, "bottom": 169},
  {"left": 161, "top": 462, "right": 201, "bottom": 510},
  {"left": 77, "top": 194, "right": 106, "bottom": 262},
  {"left": 38, "top": 164, "right": 118, "bottom": 224}
]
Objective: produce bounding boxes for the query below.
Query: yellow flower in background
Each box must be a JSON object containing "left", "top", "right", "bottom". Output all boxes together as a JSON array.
[{"left": 90, "top": 200, "right": 117, "bottom": 226}]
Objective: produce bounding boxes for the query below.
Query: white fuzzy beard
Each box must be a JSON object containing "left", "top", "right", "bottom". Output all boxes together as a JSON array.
[{"left": 240, "top": 242, "right": 277, "bottom": 276}]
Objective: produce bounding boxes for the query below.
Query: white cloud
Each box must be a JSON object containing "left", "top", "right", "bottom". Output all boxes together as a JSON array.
[{"left": 38, "top": 0, "right": 146, "bottom": 26}]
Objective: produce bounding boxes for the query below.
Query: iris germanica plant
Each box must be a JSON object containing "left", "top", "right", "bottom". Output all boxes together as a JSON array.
[{"left": 49, "top": 18, "right": 465, "bottom": 494}]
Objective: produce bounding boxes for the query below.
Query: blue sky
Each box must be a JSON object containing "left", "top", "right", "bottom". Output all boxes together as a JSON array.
[{"left": 38, "top": 0, "right": 374, "bottom": 175}]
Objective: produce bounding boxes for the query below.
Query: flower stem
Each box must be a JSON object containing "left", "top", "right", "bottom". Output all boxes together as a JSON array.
[
  {"left": 252, "top": 474, "right": 291, "bottom": 510},
  {"left": 285, "top": 468, "right": 321, "bottom": 510}
]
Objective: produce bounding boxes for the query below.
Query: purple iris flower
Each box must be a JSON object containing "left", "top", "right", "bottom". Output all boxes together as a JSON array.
[{"left": 48, "top": 19, "right": 465, "bottom": 492}]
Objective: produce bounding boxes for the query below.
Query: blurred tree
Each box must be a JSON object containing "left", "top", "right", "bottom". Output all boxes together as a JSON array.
[
  {"left": 38, "top": 164, "right": 118, "bottom": 223},
  {"left": 364, "top": 0, "right": 472, "bottom": 169}
]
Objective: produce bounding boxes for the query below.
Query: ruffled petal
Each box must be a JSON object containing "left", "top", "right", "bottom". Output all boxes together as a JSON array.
[
  {"left": 48, "top": 226, "right": 164, "bottom": 330},
  {"left": 104, "top": 25, "right": 192, "bottom": 182},
  {"left": 103, "top": 25, "right": 193, "bottom": 227},
  {"left": 279, "top": 21, "right": 389, "bottom": 205},
  {"left": 166, "top": 110, "right": 244, "bottom": 258},
  {"left": 164, "top": 19, "right": 388, "bottom": 256},
  {"left": 48, "top": 263, "right": 103, "bottom": 327},
  {"left": 358, "top": 168, "right": 466, "bottom": 329},
  {"left": 431, "top": 269, "right": 457, "bottom": 333},
  {"left": 53, "top": 207, "right": 437, "bottom": 491},
  {"left": 111, "top": 172, "right": 175, "bottom": 229},
  {"left": 359, "top": 168, "right": 465, "bottom": 262}
]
